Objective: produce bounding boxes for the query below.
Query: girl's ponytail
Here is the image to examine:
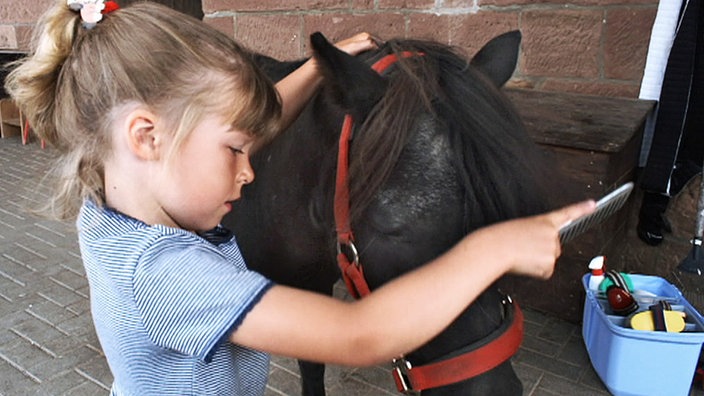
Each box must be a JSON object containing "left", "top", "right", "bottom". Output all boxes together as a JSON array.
[{"left": 5, "top": 2, "right": 80, "bottom": 149}]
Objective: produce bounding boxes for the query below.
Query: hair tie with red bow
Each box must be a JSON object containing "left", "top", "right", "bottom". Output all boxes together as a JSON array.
[{"left": 67, "top": 0, "right": 120, "bottom": 29}]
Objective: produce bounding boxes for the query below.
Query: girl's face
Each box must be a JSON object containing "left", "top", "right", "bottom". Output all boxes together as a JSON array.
[{"left": 154, "top": 114, "right": 255, "bottom": 232}]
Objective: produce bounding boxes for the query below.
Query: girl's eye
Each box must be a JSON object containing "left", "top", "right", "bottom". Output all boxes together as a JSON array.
[{"left": 230, "top": 147, "right": 245, "bottom": 155}]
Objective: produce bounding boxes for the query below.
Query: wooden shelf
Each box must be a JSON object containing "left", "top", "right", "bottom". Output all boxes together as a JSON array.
[{"left": 0, "top": 99, "right": 22, "bottom": 138}]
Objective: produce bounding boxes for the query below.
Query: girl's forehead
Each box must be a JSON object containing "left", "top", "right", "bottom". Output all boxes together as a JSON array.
[{"left": 230, "top": 129, "right": 258, "bottom": 145}]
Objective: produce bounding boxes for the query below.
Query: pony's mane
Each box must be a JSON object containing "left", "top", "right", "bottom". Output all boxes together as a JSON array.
[{"left": 348, "top": 39, "right": 553, "bottom": 228}]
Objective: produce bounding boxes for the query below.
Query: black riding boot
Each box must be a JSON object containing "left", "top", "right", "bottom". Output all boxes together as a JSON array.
[{"left": 637, "top": 191, "right": 672, "bottom": 246}]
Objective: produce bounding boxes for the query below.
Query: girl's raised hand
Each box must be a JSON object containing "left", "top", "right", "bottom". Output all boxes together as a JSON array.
[
  {"left": 276, "top": 32, "right": 377, "bottom": 130},
  {"left": 334, "top": 32, "right": 379, "bottom": 56}
]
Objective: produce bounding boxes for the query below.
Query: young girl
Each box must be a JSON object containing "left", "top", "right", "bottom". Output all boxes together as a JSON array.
[{"left": 7, "top": 1, "right": 595, "bottom": 395}]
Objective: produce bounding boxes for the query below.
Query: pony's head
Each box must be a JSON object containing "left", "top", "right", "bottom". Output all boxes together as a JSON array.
[{"left": 310, "top": 31, "right": 553, "bottom": 231}]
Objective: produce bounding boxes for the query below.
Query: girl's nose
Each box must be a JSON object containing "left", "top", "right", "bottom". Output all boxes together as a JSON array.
[{"left": 239, "top": 158, "right": 255, "bottom": 185}]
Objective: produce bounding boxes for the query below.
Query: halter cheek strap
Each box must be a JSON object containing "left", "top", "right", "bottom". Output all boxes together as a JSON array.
[
  {"left": 335, "top": 114, "right": 367, "bottom": 298},
  {"left": 334, "top": 51, "right": 419, "bottom": 299}
]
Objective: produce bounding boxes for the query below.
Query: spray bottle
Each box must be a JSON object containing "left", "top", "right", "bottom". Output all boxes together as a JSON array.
[{"left": 588, "top": 255, "right": 605, "bottom": 291}]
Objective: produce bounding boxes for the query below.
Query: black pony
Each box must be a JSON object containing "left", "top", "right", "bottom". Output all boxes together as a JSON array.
[{"left": 223, "top": 31, "right": 553, "bottom": 395}]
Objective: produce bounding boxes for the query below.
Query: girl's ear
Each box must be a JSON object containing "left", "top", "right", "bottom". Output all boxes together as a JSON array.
[{"left": 124, "top": 109, "right": 163, "bottom": 160}]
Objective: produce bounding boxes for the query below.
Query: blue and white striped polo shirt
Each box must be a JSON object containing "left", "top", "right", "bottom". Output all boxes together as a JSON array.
[{"left": 77, "top": 199, "right": 274, "bottom": 395}]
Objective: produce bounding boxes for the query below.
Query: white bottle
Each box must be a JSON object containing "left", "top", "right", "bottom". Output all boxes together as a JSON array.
[{"left": 588, "top": 256, "right": 605, "bottom": 291}]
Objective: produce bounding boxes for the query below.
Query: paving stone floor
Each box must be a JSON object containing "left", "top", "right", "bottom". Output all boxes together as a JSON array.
[{"left": 2, "top": 136, "right": 703, "bottom": 395}]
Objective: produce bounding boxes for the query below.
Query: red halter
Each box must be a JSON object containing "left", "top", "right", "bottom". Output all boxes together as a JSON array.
[
  {"left": 333, "top": 51, "right": 523, "bottom": 394},
  {"left": 334, "top": 51, "right": 419, "bottom": 299}
]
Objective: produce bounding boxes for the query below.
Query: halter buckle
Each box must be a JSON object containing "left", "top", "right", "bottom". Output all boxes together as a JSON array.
[{"left": 392, "top": 358, "right": 420, "bottom": 395}]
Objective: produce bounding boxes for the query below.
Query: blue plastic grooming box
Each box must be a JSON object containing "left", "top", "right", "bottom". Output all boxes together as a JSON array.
[{"left": 582, "top": 274, "right": 704, "bottom": 396}]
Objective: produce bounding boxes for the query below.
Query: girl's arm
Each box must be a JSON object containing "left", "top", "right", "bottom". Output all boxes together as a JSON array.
[
  {"left": 275, "top": 33, "right": 377, "bottom": 130},
  {"left": 231, "top": 200, "right": 595, "bottom": 366}
]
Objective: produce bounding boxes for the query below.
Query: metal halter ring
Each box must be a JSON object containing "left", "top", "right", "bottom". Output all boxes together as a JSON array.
[{"left": 336, "top": 240, "right": 359, "bottom": 267}]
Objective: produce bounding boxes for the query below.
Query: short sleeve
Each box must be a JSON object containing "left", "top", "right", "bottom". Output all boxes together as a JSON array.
[{"left": 133, "top": 234, "right": 272, "bottom": 361}]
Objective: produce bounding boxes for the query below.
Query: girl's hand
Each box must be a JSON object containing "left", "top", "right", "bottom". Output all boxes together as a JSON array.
[
  {"left": 508, "top": 200, "right": 596, "bottom": 279},
  {"left": 473, "top": 200, "right": 597, "bottom": 280},
  {"left": 276, "top": 33, "right": 377, "bottom": 131},
  {"left": 334, "top": 32, "right": 379, "bottom": 56}
]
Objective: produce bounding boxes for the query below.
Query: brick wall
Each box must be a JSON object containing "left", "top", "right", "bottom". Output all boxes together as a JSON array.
[
  {"left": 201, "top": 0, "right": 659, "bottom": 98},
  {"left": 0, "top": 1, "right": 657, "bottom": 98}
]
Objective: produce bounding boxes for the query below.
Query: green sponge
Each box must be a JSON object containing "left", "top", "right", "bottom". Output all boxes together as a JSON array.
[{"left": 599, "top": 271, "right": 635, "bottom": 293}]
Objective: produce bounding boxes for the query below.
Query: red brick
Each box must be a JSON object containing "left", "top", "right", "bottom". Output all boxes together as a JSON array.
[
  {"left": 378, "top": 0, "right": 435, "bottom": 9},
  {"left": 603, "top": 7, "right": 657, "bottom": 81},
  {"left": 449, "top": 11, "right": 520, "bottom": 57},
  {"left": 308, "top": 0, "right": 350, "bottom": 9},
  {"left": 303, "top": 13, "right": 406, "bottom": 53},
  {"left": 407, "top": 13, "right": 451, "bottom": 43},
  {"left": 203, "top": 0, "right": 306, "bottom": 12},
  {"left": 235, "top": 15, "right": 304, "bottom": 60},
  {"left": 521, "top": 9, "right": 603, "bottom": 78},
  {"left": 481, "top": 0, "right": 655, "bottom": 4},
  {"left": 0, "top": 0, "right": 54, "bottom": 23},
  {"left": 586, "top": 0, "right": 656, "bottom": 4},
  {"left": 579, "top": 0, "right": 657, "bottom": 4},
  {"left": 480, "top": 0, "right": 556, "bottom": 5},
  {"left": 204, "top": 16, "right": 235, "bottom": 39},
  {"left": 351, "top": 0, "right": 375, "bottom": 8}
]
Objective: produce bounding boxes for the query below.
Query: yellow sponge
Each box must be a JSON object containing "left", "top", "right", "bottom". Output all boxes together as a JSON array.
[{"left": 630, "top": 310, "right": 686, "bottom": 333}]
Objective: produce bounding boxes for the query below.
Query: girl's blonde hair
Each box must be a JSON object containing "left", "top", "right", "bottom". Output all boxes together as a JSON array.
[{"left": 5, "top": 0, "right": 281, "bottom": 220}]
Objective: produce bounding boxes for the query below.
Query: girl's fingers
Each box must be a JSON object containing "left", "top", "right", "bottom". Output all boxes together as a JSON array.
[
  {"left": 335, "top": 32, "right": 379, "bottom": 55},
  {"left": 553, "top": 200, "right": 597, "bottom": 230}
]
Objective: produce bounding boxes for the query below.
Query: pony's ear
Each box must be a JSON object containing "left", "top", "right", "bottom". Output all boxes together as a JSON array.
[
  {"left": 310, "top": 32, "right": 386, "bottom": 119},
  {"left": 469, "top": 30, "right": 521, "bottom": 87}
]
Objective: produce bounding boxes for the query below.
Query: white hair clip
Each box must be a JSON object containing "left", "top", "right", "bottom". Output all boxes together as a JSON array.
[{"left": 67, "top": 0, "right": 119, "bottom": 29}]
